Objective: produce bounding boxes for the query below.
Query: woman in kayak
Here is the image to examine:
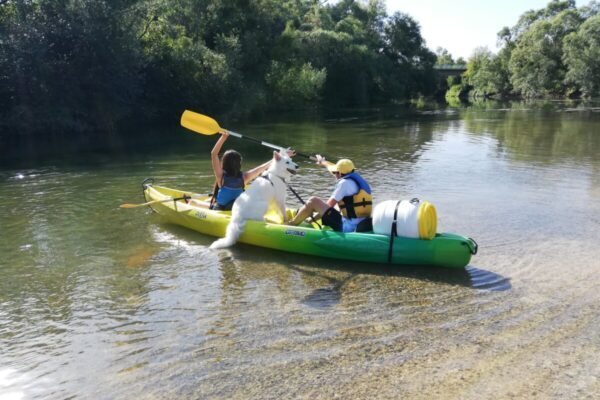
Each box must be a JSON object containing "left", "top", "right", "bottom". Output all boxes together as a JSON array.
[
  {"left": 287, "top": 156, "right": 373, "bottom": 232},
  {"left": 190, "top": 131, "right": 293, "bottom": 210}
]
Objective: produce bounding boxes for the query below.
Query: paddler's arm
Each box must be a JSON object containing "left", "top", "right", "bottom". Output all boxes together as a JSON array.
[
  {"left": 211, "top": 131, "right": 229, "bottom": 183},
  {"left": 326, "top": 182, "right": 343, "bottom": 209},
  {"left": 315, "top": 154, "right": 337, "bottom": 177},
  {"left": 318, "top": 154, "right": 344, "bottom": 209},
  {"left": 243, "top": 148, "right": 296, "bottom": 185},
  {"left": 243, "top": 159, "right": 272, "bottom": 185}
]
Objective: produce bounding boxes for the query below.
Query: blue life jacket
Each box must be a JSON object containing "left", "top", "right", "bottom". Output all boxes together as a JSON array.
[
  {"left": 339, "top": 172, "right": 372, "bottom": 219},
  {"left": 215, "top": 172, "right": 244, "bottom": 210}
]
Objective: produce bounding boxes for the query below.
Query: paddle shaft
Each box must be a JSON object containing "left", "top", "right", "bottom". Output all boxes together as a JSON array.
[
  {"left": 181, "top": 110, "right": 322, "bottom": 161},
  {"left": 286, "top": 183, "right": 322, "bottom": 229},
  {"left": 120, "top": 195, "right": 193, "bottom": 209},
  {"left": 225, "top": 129, "right": 316, "bottom": 161}
]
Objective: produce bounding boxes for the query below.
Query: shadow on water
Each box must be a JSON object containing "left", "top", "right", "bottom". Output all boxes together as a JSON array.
[
  {"left": 466, "top": 265, "right": 512, "bottom": 291},
  {"left": 158, "top": 223, "right": 511, "bottom": 310},
  {"left": 287, "top": 262, "right": 511, "bottom": 309},
  {"left": 230, "top": 238, "right": 509, "bottom": 283}
]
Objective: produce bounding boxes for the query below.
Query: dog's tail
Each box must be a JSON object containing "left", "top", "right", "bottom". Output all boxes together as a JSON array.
[{"left": 209, "top": 215, "right": 246, "bottom": 249}]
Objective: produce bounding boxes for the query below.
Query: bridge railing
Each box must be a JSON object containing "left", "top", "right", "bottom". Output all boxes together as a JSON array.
[{"left": 434, "top": 64, "right": 467, "bottom": 70}]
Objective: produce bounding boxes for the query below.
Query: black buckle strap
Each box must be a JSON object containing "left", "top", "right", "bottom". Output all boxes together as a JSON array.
[
  {"left": 340, "top": 197, "right": 372, "bottom": 219},
  {"left": 258, "top": 174, "right": 274, "bottom": 186},
  {"left": 387, "top": 200, "right": 402, "bottom": 264},
  {"left": 344, "top": 199, "right": 356, "bottom": 219},
  {"left": 354, "top": 199, "right": 372, "bottom": 207},
  {"left": 339, "top": 199, "right": 372, "bottom": 210},
  {"left": 142, "top": 178, "right": 156, "bottom": 213}
]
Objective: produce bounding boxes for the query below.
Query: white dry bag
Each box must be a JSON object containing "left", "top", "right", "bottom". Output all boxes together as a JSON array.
[{"left": 372, "top": 199, "right": 437, "bottom": 240}]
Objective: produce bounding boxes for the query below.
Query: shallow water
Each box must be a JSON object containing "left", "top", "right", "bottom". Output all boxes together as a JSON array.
[{"left": 1, "top": 102, "right": 600, "bottom": 399}]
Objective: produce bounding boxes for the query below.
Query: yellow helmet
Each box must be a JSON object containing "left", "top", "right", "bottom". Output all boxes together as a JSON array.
[{"left": 327, "top": 159, "right": 355, "bottom": 175}]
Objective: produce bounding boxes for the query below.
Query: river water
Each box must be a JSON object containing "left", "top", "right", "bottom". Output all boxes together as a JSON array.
[{"left": 1, "top": 102, "right": 600, "bottom": 399}]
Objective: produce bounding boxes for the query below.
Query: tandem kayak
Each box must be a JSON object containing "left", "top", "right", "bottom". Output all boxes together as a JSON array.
[{"left": 141, "top": 181, "right": 477, "bottom": 269}]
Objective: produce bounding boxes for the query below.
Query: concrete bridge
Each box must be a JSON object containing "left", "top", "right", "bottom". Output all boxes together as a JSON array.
[{"left": 434, "top": 64, "right": 467, "bottom": 80}]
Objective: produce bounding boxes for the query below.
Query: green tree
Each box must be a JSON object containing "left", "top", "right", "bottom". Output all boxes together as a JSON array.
[
  {"left": 563, "top": 14, "right": 600, "bottom": 97},
  {"left": 462, "top": 47, "right": 511, "bottom": 98},
  {"left": 265, "top": 61, "right": 326, "bottom": 106},
  {"left": 435, "top": 47, "right": 454, "bottom": 66},
  {"left": 382, "top": 12, "right": 436, "bottom": 98},
  {"left": 492, "top": 46, "right": 514, "bottom": 96},
  {"left": 578, "top": 0, "right": 600, "bottom": 18},
  {"left": 276, "top": 1, "right": 435, "bottom": 106},
  {"left": 1, "top": 0, "right": 143, "bottom": 135},
  {"left": 463, "top": 47, "right": 496, "bottom": 97},
  {"left": 0, "top": 0, "right": 442, "bottom": 156},
  {"left": 509, "top": 9, "right": 582, "bottom": 97},
  {"left": 509, "top": 0, "right": 576, "bottom": 39},
  {"left": 138, "top": 0, "right": 309, "bottom": 115}
]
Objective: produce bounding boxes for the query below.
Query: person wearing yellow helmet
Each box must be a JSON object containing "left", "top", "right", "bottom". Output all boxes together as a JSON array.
[{"left": 287, "top": 156, "right": 373, "bottom": 232}]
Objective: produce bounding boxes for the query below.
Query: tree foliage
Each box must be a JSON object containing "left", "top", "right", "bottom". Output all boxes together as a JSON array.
[
  {"left": 0, "top": 0, "right": 437, "bottom": 145},
  {"left": 5, "top": 0, "right": 598, "bottom": 153},
  {"left": 463, "top": 48, "right": 500, "bottom": 97},
  {"left": 563, "top": 14, "right": 600, "bottom": 97},
  {"left": 509, "top": 9, "right": 582, "bottom": 97},
  {"left": 435, "top": 47, "right": 454, "bottom": 66},
  {"left": 1, "top": 0, "right": 143, "bottom": 135},
  {"left": 465, "top": 0, "right": 600, "bottom": 99}
]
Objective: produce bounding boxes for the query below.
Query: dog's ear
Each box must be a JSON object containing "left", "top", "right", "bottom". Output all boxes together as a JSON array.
[{"left": 273, "top": 151, "right": 281, "bottom": 161}]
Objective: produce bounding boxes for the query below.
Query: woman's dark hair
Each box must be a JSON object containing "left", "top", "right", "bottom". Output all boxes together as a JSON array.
[
  {"left": 221, "top": 149, "right": 242, "bottom": 177},
  {"left": 210, "top": 149, "right": 242, "bottom": 208}
]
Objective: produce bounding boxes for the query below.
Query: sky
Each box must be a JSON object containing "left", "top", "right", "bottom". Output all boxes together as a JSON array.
[{"left": 385, "top": 0, "right": 586, "bottom": 60}]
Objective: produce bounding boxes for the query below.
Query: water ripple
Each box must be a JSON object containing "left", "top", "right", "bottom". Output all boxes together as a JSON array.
[{"left": 2, "top": 106, "right": 600, "bottom": 399}]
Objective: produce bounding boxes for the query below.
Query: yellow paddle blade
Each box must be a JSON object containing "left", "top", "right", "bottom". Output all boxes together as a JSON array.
[{"left": 180, "top": 110, "right": 221, "bottom": 135}]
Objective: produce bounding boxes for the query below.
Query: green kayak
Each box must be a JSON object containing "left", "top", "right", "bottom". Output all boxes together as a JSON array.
[{"left": 142, "top": 182, "right": 477, "bottom": 269}]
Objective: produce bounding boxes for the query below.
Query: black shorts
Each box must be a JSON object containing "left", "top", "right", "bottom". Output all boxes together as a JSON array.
[
  {"left": 322, "top": 207, "right": 343, "bottom": 232},
  {"left": 210, "top": 200, "right": 234, "bottom": 211}
]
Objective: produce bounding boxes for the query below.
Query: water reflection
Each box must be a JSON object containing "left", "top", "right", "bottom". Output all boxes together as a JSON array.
[
  {"left": 462, "top": 107, "right": 600, "bottom": 163},
  {"left": 206, "top": 237, "right": 512, "bottom": 310},
  {"left": 1, "top": 101, "right": 599, "bottom": 399}
]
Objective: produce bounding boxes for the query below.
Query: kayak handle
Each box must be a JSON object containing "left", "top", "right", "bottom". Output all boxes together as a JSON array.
[
  {"left": 463, "top": 237, "right": 478, "bottom": 255},
  {"left": 142, "top": 177, "right": 155, "bottom": 190}
]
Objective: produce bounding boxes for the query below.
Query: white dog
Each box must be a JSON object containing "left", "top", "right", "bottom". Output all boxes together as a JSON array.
[{"left": 210, "top": 150, "right": 298, "bottom": 249}]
